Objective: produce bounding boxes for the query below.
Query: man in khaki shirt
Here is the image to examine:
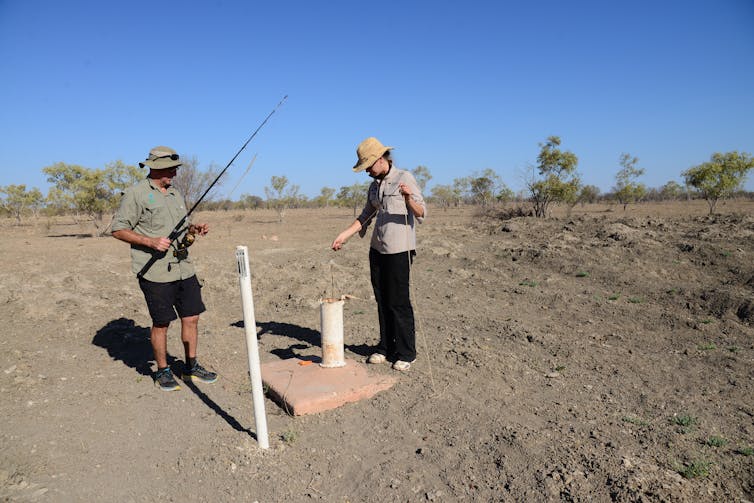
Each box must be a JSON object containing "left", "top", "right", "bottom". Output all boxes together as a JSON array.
[{"left": 112, "top": 146, "right": 217, "bottom": 391}]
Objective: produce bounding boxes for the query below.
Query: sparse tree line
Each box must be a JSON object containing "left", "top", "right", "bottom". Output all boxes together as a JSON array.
[{"left": 2, "top": 137, "right": 753, "bottom": 233}]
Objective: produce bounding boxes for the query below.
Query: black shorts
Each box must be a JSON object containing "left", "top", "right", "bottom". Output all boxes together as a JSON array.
[{"left": 138, "top": 275, "right": 206, "bottom": 326}]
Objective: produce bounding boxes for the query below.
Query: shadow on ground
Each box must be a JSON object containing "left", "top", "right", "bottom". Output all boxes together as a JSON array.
[
  {"left": 46, "top": 234, "right": 93, "bottom": 238},
  {"left": 182, "top": 379, "right": 255, "bottom": 437},
  {"left": 232, "top": 319, "right": 373, "bottom": 359},
  {"left": 93, "top": 317, "right": 254, "bottom": 437},
  {"left": 233, "top": 319, "right": 321, "bottom": 346},
  {"left": 92, "top": 318, "right": 161, "bottom": 377},
  {"left": 232, "top": 319, "right": 322, "bottom": 361}
]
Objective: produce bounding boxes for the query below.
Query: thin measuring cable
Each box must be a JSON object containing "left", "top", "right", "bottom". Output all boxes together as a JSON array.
[{"left": 405, "top": 211, "right": 436, "bottom": 392}]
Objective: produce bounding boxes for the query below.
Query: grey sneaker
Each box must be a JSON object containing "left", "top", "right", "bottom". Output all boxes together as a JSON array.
[
  {"left": 183, "top": 362, "right": 217, "bottom": 384},
  {"left": 154, "top": 367, "right": 181, "bottom": 391}
]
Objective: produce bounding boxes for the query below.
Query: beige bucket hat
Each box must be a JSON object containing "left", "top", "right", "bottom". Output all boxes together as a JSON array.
[
  {"left": 352, "top": 137, "right": 393, "bottom": 172},
  {"left": 139, "top": 145, "right": 182, "bottom": 169}
]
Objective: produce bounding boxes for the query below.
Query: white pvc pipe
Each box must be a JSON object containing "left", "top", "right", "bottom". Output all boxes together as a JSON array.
[
  {"left": 235, "top": 245, "right": 269, "bottom": 449},
  {"left": 320, "top": 298, "right": 346, "bottom": 368}
]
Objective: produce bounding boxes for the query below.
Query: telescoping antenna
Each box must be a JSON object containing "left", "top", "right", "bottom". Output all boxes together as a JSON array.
[{"left": 137, "top": 95, "right": 288, "bottom": 279}]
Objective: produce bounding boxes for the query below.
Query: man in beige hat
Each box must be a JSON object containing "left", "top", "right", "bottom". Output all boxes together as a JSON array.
[
  {"left": 112, "top": 146, "right": 216, "bottom": 391},
  {"left": 332, "top": 137, "right": 426, "bottom": 371}
]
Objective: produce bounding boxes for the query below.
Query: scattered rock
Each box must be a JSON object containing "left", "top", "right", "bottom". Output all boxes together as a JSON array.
[{"left": 737, "top": 300, "right": 754, "bottom": 325}]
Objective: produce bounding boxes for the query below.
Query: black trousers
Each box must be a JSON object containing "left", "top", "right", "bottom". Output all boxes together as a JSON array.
[{"left": 369, "top": 248, "right": 416, "bottom": 362}]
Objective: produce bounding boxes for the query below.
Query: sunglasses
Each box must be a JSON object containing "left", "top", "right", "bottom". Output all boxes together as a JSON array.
[{"left": 150, "top": 150, "right": 180, "bottom": 161}]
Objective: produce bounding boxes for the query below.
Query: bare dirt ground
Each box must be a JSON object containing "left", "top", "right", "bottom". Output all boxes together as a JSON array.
[{"left": 1, "top": 200, "right": 753, "bottom": 502}]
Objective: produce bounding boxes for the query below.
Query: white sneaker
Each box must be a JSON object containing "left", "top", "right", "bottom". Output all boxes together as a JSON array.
[
  {"left": 367, "top": 353, "right": 387, "bottom": 364},
  {"left": 392, "top": 359, "right": 416, "bottom": 371}
]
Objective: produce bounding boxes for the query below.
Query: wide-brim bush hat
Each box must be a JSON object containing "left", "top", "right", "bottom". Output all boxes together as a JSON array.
[
  {"left": 352, "top": 137, "right": 393, "bottom": 172},
  {"left": 139, "top": 145, "right": 182, "bottom": 169}
]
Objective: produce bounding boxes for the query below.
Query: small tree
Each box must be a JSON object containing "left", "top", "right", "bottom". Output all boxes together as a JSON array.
[
  {"left": 172, "top": 156, "right": 222, "bottom": 210},
  {"left": 452, "top": 176, "right": 472, "bottom": 204},
  {"left": 44, "top": 162, "right": 87, "bottom": 217},
  {"left": 578, "top": 185, "right": 601, "bottom": 205},
  {"left": 336, "top": 182, "right": 370, "bottom": 217},
  {"left": 496, "top": 184, "right": 515, "bottom": 205},
  {"left": 43, "top": 161, "right": 140, "bottom": 235},
  {"left": 264, "top": 175, "right": 300, "bottom": 222},
  {"left": 613, "top": 153, "right": 646, "bottom": 211},
  {"left": 314, "top": 186, "right": 336, "bottom": 208},
  {"left": 411, "top": 165, "right": 432, "bottom": 192},
  {"left": 0, "top": 184, "right": 44, "bottom": 223},
  {"left": 239, "top": 193, "right": 263, "bottom": 209},
  {"left": 430, "top": 184, "right": 461, "bottom": 209},
  {"left": 527, "top": 136, "right": 580, "bottom": 217},
  {"left": 104, "top": 160, "right": 142, "bottom": 193},
  {"left": 659, "top": 181, "right": 684, "bottom": 201},
  {"left": 469, "top": 169, "right": 502, "bottom": 207},
  {"left": 44, "top": 163, "right": 111, "bottom": 233},
  {"left": 683, "top": 151, "right": 754, "bottom": 215}
]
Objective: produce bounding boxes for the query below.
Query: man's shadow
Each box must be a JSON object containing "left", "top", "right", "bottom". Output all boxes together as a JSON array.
[
  {"left": 91, "top": 318, "right": 165, "bottom": 376},
  {"left": 93, "top": 318, "right": 253, "bottom": 437}
]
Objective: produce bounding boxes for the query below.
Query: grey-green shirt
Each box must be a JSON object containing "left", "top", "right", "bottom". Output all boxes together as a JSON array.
[
  {"left": 112, "top": 178, "right": 196, "bottom": 283},
  {"left": 357, "top": 168, "right": 426, "bottom": 254}
]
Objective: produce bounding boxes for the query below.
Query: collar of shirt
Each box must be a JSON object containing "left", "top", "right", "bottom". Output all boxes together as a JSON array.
[
  {"left": 378, "top": 167, "right": 403, "bottom": 198},
  {"left": 146, "top": 177, "right": 177, "bottom": 196}
]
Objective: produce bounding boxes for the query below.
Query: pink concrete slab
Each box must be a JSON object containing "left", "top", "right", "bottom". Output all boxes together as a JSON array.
[{"left": 261, "top": 357, "right": 398, "bottom": 416}]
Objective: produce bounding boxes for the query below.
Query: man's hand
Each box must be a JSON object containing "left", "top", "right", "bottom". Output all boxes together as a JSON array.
[
  {"left": 189, "top": 223, "right": 209, "bottom": 236},
  {"left": 150, "top": 236, "right": 172, "bottom": 252},
  {"left": 113, "top": 229, "right": 173, "bottom": 252}
]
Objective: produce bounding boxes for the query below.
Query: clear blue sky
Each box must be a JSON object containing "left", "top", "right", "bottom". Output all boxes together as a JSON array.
[{"left": 1, "top": 0, "right": 753, "bottom": 199}]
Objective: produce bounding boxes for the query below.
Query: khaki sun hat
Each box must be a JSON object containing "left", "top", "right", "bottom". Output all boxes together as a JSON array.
[
  {"left": 139, "top": 145, "right": 182, "bottom": 169},
  {"left": 352, "top": 137, "right": 393, "bottom": 172}
]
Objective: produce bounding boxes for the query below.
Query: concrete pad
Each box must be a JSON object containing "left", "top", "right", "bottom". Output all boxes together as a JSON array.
[{"left": 261, "top": 357, "right": 398, "bottom": 416}]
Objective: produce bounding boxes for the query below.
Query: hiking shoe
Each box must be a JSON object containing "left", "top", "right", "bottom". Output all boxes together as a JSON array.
[
  {"left": 392, "top": 359, "right": 416, "bottom": 372},
  {"left": 183, "top": 361, "right": 217, "bottom": 384},
  {"left": 154, "top": 368, "right": 181, "bottom": 391},
  {"left": 367, "top": 353, "right": 387, "bottom": 364}
]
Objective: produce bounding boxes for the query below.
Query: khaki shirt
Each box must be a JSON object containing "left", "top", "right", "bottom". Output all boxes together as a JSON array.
[
  {"left": 112, "top": 178, "right": 196, "bottom": 283},
  {"left": 357, "top": 168, "right": 426, "bottom": 254}
]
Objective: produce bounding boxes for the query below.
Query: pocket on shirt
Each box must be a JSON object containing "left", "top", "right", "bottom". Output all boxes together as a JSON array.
[
  {"left": 382, "top": 193, "right": 408, "bottom": 216},
  {"left": 144, "top": 204, "right": 168, "bottom": 233}
]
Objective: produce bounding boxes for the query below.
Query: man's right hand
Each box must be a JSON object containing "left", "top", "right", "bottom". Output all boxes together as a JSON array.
[
  {"left": 151, "top": 237, "right": 172, "bottom": 252},
  {"left": 113, "top": 229, "right": 171, "bottom": 252}
]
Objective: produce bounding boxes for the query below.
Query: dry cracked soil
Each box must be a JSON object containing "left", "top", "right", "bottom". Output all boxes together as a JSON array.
[{"left": 1, "top": 201, "right": 753, "bottom": 502}]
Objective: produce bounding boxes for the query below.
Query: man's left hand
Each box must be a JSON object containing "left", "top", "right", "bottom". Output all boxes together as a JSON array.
[{"left": 189, "top": 223, "right": 209, "bottom": 236}]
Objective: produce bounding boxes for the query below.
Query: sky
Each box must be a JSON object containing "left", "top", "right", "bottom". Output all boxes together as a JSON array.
[{"left": 1, "top": 0, "right": 753, "bottom": 200}]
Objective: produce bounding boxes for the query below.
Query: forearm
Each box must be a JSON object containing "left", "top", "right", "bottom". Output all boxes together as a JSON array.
[
  {"left": 341, "top": 219, "right": 362, "bottom": 240},
  {"left": 404, "top": 197, "right": 425, "bottom": 218},
  {"left": 112, "top": 228, "right": 152, "bottom": 247},
  {"left": 332, "top": 219, "right": 363, "bottom": 250},
  {"left": 112, "top": 229, "right": 169, "bottom": 252}
]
